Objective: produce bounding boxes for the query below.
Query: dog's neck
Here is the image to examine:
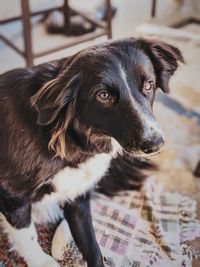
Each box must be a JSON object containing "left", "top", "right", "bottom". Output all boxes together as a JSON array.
[{"left": 62, "top": 129, "right": 113, "bottom": 167}]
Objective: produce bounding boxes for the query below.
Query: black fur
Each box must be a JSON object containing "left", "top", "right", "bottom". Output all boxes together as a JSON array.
[
  {"left": 0, "top": 38, "right": 183, "bottom": 267},
  {"left": 97, "top": 155, "right": 156, "bottom": 196},
  {"left": 64, "top": 193, "right": 104, "bottom": 267}
]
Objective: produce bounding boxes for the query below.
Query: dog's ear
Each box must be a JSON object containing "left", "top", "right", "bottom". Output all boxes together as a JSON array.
[
  {"left": 31, "top": 65, "right": 80, "bottom": 159},
  {"left": 31, "top": 73, "right": 79, "bottom": 126},
  {"left": 141, "top": 39, "right": 184, "bottom": 93}
]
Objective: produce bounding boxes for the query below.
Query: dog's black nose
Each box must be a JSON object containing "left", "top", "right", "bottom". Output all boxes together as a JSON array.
[{"left": 140, "top": 137, "right": 164, "bottom": 154}]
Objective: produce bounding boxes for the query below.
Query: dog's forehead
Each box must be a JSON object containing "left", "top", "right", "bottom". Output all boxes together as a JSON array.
[{"left": 80, "top": 42, "right": 154, "bottom": 77}]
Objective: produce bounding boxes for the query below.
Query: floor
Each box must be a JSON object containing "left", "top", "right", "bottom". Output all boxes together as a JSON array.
[{"left": 0, "top": 0, "right": 200, "bottom": 266}]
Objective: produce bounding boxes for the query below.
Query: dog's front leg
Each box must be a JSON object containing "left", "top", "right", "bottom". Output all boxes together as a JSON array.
[
  {"left": 64, "top": 193, "right": 105, "bottom": 267},
  {"left": 1, "top": 202, "right": 59, "bottom": 267}
]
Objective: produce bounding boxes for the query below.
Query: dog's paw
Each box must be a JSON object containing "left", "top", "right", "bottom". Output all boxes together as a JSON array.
[{"left": 51, "top": 219, "right": 72, "bottom": 261}]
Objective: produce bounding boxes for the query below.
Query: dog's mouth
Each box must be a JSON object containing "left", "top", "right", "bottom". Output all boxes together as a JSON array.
[
  {"left": 119, "top": 142, "right": 164, "bottom": 159},
  {"left": 110, "top": 139, "right": 163, "bottom": 159},
  {"left": 123, "top": 148, "right": 161, "bottom": 159},
  {"left": 134, "top": 149, "right": 162, "bottom": 158},
  {"left": 99, "top": 130, "right": 164, "bottom": 158},
  {"left": 122, "top": 136, "right": 165, "bottom": 158}
]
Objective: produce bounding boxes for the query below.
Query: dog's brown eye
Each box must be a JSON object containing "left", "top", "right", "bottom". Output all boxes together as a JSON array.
[
  {"left": 143, "top": 81, "right": 154, "bottom": 95},
  {"left": 97, "top": 91, "right": 110, "bottom": 102},
  {"left": 144, "top": 81, "right": 153, "bottom": 91}
]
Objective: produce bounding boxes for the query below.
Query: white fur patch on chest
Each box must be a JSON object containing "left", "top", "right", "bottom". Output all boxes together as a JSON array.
[
  {"left": 32, "top": 153, "right": 112, "bottom": 224},
  {"left": 52, "top": 152, "right": 112, "bottom": 201}
]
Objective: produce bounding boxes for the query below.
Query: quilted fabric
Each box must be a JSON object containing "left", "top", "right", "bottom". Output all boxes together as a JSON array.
[{"left": 0, "top": 177, "right": 200, "bottom": 267}]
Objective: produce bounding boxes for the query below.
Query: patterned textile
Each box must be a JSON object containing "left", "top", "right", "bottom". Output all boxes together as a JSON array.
[{"left": 0, "top": 177, "right": 200, "bottom": 267}]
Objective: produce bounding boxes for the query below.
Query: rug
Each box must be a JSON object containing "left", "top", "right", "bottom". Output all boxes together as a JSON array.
[{"left": 1, "top": 177, "right": 200, "bottom": 267}]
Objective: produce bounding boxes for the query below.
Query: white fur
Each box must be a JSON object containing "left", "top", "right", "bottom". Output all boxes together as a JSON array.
[
  {"left": 32, "top": 151, "right": 114, "bottom": 224},
  {"left": 0, "top": 214, "right": 59, "bottom": 267},
  {"left": 111, "top": 137, "right": 123, "bottom": 156},
  {"left": 32, "top": 197, "right": 63, "bottom": 224},
  {"left": 53, "top": 153, "right": 112, "bottom": 201},
  {"left": 119, "top": 64, "right": 140, "bottom": 109},
  {"left": 119, "top": 64, "right": 130, "bottom": 93}
]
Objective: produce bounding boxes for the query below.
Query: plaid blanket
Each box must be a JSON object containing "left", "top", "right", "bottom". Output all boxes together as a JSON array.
[{"left": 1, "top": 177, "right": 200, "bottom": 267}]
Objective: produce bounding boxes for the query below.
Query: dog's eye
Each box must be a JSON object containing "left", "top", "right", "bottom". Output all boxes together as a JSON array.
[
  {"left": 96, "top": 91, "right": 110, "bottom": 102},
  {"left": 143, "top": 81, "right": 154, "bottom": 95}
]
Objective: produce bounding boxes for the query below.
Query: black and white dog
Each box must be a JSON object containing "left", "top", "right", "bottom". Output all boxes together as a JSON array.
[{"left": 0, "top": 38, "right": 183, "bottom": 267}]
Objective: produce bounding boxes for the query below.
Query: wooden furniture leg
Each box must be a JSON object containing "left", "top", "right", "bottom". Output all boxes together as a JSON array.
[
  {"left": 106, "top": 0, "right": 112, "bottom": 39},
  {"left": 21, "top": 0, "right": 33, "bottom": 67},
  {"left": 63, "top": 0, "right": 71, "bottom": 35},
  {"left": 151, "top": 0, "right": 157, "bottom": 18}
]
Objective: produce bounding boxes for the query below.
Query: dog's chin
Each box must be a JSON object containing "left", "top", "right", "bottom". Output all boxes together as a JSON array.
[
  {"left": 123, "top": 148, "right": 162, "bottom": 159},
  {"left": 110, "top": 137, "right": 163, "bottom": 159}
]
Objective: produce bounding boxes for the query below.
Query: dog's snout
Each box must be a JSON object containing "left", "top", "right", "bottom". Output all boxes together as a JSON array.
[
  {"left": 140, "top": 136, "right": 164, "bottom": 155},
  {"left": 138, "top": 116, "right": 165, "bottom": 155}
]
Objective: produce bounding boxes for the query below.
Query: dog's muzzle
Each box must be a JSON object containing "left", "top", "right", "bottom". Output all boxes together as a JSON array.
[
  {"left": 140, "top": 118, "right": 164, "bottom": 154},
  {"left": 140, "top": 136, "right": 164, "bottom": 155}
]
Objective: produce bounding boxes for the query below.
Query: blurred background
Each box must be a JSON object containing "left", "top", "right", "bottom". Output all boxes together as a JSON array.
[{"left": 0, "top": 0, "right": 200, "bottom": 266}]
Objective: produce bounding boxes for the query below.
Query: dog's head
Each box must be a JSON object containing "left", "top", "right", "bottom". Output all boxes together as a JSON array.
[{"left": 31, "top": 38, "right": 183, "bottom": 161}]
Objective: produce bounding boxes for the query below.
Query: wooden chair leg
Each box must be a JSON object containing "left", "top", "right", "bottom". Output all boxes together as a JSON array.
[
  {"left": 63, "top": 0, "right": 71, "bottom": 35},
  {"left": 106, "top": 0, "right": 112, "bottom": 39},
  {"left": 21, "top": 0, "right": 33, "bottom": 67},
  {"left": 151, "top": 0, "right": 157, "bottom": 18}
]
